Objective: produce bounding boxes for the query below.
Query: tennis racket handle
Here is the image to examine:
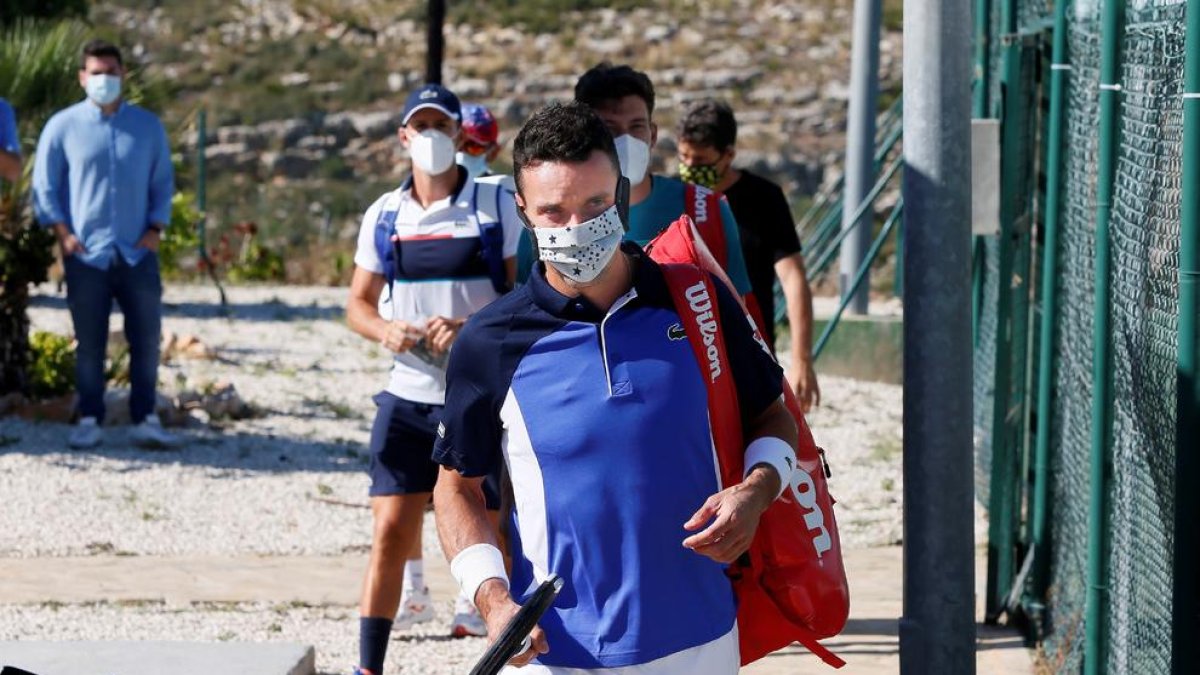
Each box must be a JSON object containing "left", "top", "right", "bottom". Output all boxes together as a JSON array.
[{"left": 469, "top": 574, "right": 564, "bottom": 675}]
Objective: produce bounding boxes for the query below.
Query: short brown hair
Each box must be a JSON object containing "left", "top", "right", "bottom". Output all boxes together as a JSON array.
[{"left": 81, "top": 39, "right": 123, "bottom": 69}]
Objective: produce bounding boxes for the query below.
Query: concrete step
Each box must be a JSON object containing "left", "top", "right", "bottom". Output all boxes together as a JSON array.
[{"left": 1, "top": 641, "right": 314, "bottom": 675}]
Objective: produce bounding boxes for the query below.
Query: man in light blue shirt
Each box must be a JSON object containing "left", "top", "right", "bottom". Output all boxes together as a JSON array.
[
  {"left": 32, "top": 39, "right": 179, "bottom": 450},
  {"left": 0, "top": 98, "right": 20, "bottom": 182}
]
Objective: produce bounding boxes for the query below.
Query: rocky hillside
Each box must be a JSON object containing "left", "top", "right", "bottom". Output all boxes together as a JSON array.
[{"left": 93, "top": 0, "right": 901, "bottom": 273}]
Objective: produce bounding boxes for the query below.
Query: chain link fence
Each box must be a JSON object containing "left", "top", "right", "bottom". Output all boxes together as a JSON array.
[{"left": 974, "top": 0, "right": 1185, "bottom": 670}]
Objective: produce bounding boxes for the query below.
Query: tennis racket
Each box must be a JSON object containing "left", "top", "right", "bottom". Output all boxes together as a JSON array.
[{"left": 469, "top": 573, "right": 564, "bottom": 675}]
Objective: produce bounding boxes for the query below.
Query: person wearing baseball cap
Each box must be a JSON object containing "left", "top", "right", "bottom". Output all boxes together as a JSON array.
[
  {"left": 456, "top": 103, "right": 501, "bottom": 179},
  {"left": 346, "top": 82, "right": 524, "bottom": 674}
]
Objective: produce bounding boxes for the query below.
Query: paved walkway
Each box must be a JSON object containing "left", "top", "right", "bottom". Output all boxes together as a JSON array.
[{"left": 0, "top": 546, "right": 1033, "bottom": 674}]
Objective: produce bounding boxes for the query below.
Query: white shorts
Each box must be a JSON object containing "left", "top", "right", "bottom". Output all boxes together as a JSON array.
[{"left": 500, "top": 626, "right": 738, "bottom": 675}]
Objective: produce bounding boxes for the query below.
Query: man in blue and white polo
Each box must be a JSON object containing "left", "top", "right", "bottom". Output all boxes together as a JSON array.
[
  {"left": 432, "top": 102, "right": 798, "bottom": 673},
  {"left": 344, "top": 83, "right": 522, "bottom": 675}
]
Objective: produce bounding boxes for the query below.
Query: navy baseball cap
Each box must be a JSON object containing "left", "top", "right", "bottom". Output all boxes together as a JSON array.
[{"left": 402, "top": 83, "right": 461, "bottom": 125}]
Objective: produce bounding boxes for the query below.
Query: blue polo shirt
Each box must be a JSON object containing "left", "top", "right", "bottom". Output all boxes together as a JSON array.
[
  {"left": 33, "top": 99, "right": 174, "bottom": 270},
  {"left": 433, "top": 244, "right": 782, "bottom": 669}
]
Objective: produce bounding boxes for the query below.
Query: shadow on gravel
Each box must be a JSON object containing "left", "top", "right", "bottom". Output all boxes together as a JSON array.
[
  {"left": 29, "top": 293, "right": 344, "bottom": 323},
  {"left": 0, "top": 420, "right": 370, "bottom": 475}
]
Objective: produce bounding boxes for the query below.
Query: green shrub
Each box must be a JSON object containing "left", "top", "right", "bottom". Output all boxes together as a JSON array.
[
  {"left": 28, "top": 330, "right": 74, "bottom": 398},
  {"left": 227, "top": 240, "right": 286, "bottom": 282},
  {"left": 159, "top": 191, "right": 202, "bottom": 279}
]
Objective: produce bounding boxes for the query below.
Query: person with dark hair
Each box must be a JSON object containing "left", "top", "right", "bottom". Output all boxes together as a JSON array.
[
  {"left": 32, "top": 39, "right": 178, "bottom": 449},
  {"left": 0, "top": 98, "right": 20, "bottom": 183},
  {"left": 678, "top": 98, "right": 821, "bottom": 411},
  {"left": 344, "top": 83, "right": 523, "bottom": 675},
  {"left": 509, "top": 64, "right": 754, "bottom": 305},
  {"left": 432, "top": 101, "right": 798, "bottom": 673}
]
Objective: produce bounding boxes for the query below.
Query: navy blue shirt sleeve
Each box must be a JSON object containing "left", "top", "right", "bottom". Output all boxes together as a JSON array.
[
  {"left": 712, "top": 274, "right": 784, "bottom": 426},
  {"left": 432, "top": 320, "right": 504, "bottom": 478}
]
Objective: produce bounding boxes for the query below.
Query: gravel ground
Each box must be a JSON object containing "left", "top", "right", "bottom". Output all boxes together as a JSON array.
[
  {"left": 0, "top": 283, "right": 959, "bottom": 673},
  {"left": 0, "top": 600, "right": 489, "bottom": 674}
]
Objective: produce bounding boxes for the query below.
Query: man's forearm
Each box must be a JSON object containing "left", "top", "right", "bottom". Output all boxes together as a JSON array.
[
  {"left": 433, "top": 470, "right": 507, "bottom": 608},
  {"left": 778, "top": 254, "right": 815, "bottom": 364},
  {"left": 345, "top": 296, "right": 390, "bottom": 343},
  {"left": 744, "top": 399, "right": 799, "bottom": 501}
]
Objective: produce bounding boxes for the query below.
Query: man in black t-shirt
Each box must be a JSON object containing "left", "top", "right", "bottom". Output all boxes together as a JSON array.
[{"left": 676, "top": 99, "right": 820, "bottom": 411}]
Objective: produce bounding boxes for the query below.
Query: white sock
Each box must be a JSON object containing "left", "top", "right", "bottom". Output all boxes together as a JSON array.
[{"left": 403, "top": 559, "right": 424, "bottom": 591}]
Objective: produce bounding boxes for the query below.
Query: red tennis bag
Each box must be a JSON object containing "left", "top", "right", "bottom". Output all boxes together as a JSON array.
[{"left": 648, "top": 215, "right": 850, "bottom": 668}]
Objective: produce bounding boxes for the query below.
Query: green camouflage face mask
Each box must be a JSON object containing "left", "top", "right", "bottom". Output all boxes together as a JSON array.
[{"left": 678, "top": 162, "right": 721, "bottom": 189}]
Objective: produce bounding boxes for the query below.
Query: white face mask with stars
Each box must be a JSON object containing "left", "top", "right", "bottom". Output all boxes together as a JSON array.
[{"left": 531, "top": 204, "right": 625, "bottom": 284}]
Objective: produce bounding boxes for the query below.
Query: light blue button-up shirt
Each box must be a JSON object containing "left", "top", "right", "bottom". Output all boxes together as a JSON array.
[{"left": 33, "top": 99, "right": 173, "bottom": 270}]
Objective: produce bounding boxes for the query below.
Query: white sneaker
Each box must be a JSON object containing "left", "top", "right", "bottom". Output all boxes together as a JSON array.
[
  {"left": 450, "top": 594, "right": 487, "bottom": 638},
  {"left": 130, "top": 414, "right": 182, "bottom": 450},
  {"left": 68, "top": 417, "right": 102, "bottom": 449},
  {"left": 394, "top": 586, "right": 434, "bottom": 630}
]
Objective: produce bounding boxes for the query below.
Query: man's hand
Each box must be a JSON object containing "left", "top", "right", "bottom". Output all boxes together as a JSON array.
[
  {"left": 476, "top": 580, "right": 549, "bottom": 667},
  {"left": 52, "top": 224, "right": 86, "bottom": 257},
  {"left": 382, "top": 320, "right": 424, "bottom": 354},
  {"left": 425, "top": 316, "right": 466, "bottom": 354},
  {"left": 682, "top": 466, "right": 779, "bottom": 563},
  {"left": 136, "top": 228, "right": 161, "bottom": 252},
  {"left": 787, "top": 358, "right": 821, "bottom": 413}
]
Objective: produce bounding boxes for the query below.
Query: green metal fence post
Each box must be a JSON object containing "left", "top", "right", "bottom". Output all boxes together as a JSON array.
[
  {"left": 1173, "top": 1, "right": 1200, "bottom": 671},
  {"left": 1026, "top": 0, "right": 1071, "bottom": 628},
  {"left": 975, "top": 0, "right": 991, "bottom": 114},
  {"left": 1085, "top": 0, "right": 1125, "bottom": 669},
  {"left": 814, "top": 197, "right": 904, "bottom": 359},
  {"left": 984, "top": 0, "right": 1025, "bottom": 623},
  {"left": 971, "top": 0, "right": 991, "bottom": 349}
]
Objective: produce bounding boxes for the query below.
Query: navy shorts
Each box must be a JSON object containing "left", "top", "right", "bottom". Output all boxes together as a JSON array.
[{"left": 368, "top": 391, "right": 501, "bottom": 509}]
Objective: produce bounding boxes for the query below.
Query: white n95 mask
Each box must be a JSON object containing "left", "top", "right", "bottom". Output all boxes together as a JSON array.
[
  {"left": 531, "top": 204, "right": 625, "bottom": 284},
  {"left": 613, "top": 134, "right": 650, "bottom": 184},
  {"left": 409, "top": 129, "right": 457, "bottom": 175}
]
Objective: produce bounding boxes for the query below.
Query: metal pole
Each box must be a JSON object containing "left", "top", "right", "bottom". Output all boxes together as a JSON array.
[
  {"left": 974, "top": 0, "right": 992, "bottom": 116},
  {"left": 815, "top": 197, "right": 903, "bottom": 359},
  {"left": 1085, "top": 0, "right": 1125, "bottom": 669},
  {"left": 970, "top": 0, "right": 991, "bottom": 349},
  {"left": 425, "top": 0, "right": 445, "bottom": 85},
  {"left": 1026, "top": 0, "right": 1071, "bottom": 628},
  {"left": 1173, "top": 0, "right": 1200, "bottom": 670},
  {"left": 840, "top": 0, "right": 882, "bottom": 315},
  {"left": 984, "top": 0, "right": 1024, "bottom": 623},
  {"left": 900, "top": 0, "right": 975, "bottom": 669}
]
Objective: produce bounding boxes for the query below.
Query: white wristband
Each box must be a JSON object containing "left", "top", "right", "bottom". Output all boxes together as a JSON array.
[
  {"left": 744, "top": 437, "right": 796, "bottom": 500},
  {"left": 450, "top": 543, "right": 509, "bottom": 609}
]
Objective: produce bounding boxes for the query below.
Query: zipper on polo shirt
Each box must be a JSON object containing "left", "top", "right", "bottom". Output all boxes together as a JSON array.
[{"left": 597, "top": 289, "right": 638, "bottom": 397}]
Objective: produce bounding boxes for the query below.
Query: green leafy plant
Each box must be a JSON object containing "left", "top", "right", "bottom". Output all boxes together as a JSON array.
[
  {"left": 28, "top": 330, "right": 74, "bottom": 398},
  {"left": 158, "top": 191, "right": 202, "bottom": 279},
  {"left": 0, "top": 19, "right": 87, "bottom": 396},
  {"left": 227, "top": 239, "right": 286, "bottom": 282}
]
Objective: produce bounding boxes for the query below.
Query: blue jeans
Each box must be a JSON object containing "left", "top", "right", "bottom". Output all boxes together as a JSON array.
[{"left": 64, "top": 252, "right": 162, "bottom": 424}]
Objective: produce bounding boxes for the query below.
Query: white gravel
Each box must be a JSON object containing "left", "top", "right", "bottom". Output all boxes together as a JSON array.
[
  {"left": 0, "top": 282, "right": 939, "bottom": 673},
  {"left": 0, "top": 600, "right": 489, "bottom": 674}
]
